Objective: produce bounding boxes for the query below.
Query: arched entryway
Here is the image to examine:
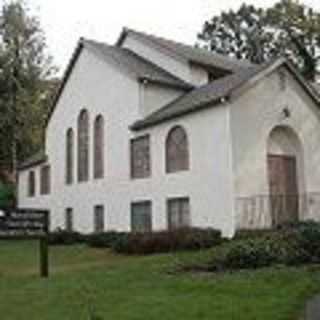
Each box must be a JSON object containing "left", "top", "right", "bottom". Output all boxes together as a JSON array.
[{"left": 267, "top": 126, "right": 305, "bottom": 226}]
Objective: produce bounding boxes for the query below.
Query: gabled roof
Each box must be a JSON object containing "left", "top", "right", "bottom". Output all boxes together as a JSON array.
[
  {"left": 18, "top": 150, "right": 47, "bottom": 171},
  {"left": 117, "top": 28, "right": 255, "bottom": 73},
  {"left": 45, "top": 38, "right": 193, "bottom": 128},
  {"left": 131, "top": 58, "right": 320, "bottom": 131}
]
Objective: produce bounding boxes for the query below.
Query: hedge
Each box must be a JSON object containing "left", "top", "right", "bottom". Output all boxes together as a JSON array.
[
  {"left": 207, "top": 221, "right": 320, "bottom": 272},
  {"left": 110, "top": 228, "right": 222, "bottom": 254},
  {"left": 49, "top": 228, "right": 222, "bottom": 254}
]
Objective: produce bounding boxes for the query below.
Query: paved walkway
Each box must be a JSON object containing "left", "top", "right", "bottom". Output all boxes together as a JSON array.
[{"left": 303, "top": 295, "right": 320, "bottom": 319}]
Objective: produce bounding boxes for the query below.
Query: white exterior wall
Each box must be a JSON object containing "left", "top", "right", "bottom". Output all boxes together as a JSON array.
[
  {"left": 129, "top": 105, "right": 235, "bottom": 237},
  {"left": 121, "top": 35, "right": 208, "bottom": 86},
  {"left": 230, "top": 67, "right": 320, "bottom": 223},
  {"left": 190, "top": 63, "right": 209, "bottom": 86},
  {"left": 122, "top": 35, "right": 190, "bottom": 82},
  {"left": 18, "top": 47, "right": 235, "bottom": 236},
  {"left": 140, "top": 83, "right": 183, "bottom": 116},
  {"left": 19, "top": 47, "right": 140, "bottom": 232},
  {"left": 18, "top": 163, "right": 50, "bottom": 209}
]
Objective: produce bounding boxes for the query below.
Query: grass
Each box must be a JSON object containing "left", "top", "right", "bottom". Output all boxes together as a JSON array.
[{"left": 0, "top": 241, "right": 319, "bottom": 319}]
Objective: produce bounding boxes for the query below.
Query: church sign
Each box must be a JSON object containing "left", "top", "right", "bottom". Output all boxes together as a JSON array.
[{"left": 0, "top": 208, "right": 50, "bottom": 278}]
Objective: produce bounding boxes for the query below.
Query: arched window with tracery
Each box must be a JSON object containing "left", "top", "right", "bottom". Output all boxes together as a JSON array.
[
  {"left": 94, "top": 115, "right": 104, "bottom": 179},
  {"left": 66, "top": 128, "right": 74, "bottom": 184},
  {"left": 78, "top": 109, "right": 89, "bottom": 182},
  {"left": 166, "top": 126, "right": 189, "bottom": 173}
]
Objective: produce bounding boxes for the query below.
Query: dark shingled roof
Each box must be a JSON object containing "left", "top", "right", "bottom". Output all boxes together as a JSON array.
[
  {"left": 131, "top": 59, "right": 320, "bottom": 131},
  {"left": 131, "top": 65, "right": 265, "bottom": 130},
  {"left": 83, "top": 39, "right": 193, "bottom": 90},
  {"left": 312, "top": 83, "right": 320, "bottom": 95},
  {"left": 117, "top": 28, "right": 255, "bottom": 73},
  {"left": 18, "top": 150, "right": 47, "bottom": 171}
]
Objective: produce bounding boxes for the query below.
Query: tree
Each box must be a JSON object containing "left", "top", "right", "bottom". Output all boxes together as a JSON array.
[
  {"left": 0, "top": 0, "right": 56, "bottom": 179},
  {"left": 198, "top": 0, "right": 320, "bottom": 80}
]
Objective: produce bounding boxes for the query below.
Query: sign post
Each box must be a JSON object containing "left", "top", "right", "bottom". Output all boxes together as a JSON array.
[{"left": 0, "top": 208, "right": 50, "bottom": 278}]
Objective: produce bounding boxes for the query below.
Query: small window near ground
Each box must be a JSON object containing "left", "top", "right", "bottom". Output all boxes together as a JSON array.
[
  {"left": 94, "top": 205, "right": 105, "bottom": 233},
  {"left": 167, "top": 197, "right": 190, "bottom": 230},
  {"left": 65, "top": 208, "right": 73, "bottom": 232},
  {"left": 131, "top": 201, "right": 152, "bottom": 233},
  {"left": 40, "top": 165, "right": 51, "bottom": 195},
  {"left": 130, "top": 135, "right": 151, "bottom": 179},
  {"left": 28, "top": 171, "right": 35, "bottom": 197}
]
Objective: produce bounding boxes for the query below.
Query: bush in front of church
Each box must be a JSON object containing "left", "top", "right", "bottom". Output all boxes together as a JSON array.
[
  {"left": 48, "top": 229, "right": 84, "bottom": 245},
  {"left": 110, "top": 228, "right": 222, "bottom": 255}
]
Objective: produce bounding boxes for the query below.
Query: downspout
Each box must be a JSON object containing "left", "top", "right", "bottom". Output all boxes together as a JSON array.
[{"left": 224, "top": 97, "right": 236, "bottom": 238}]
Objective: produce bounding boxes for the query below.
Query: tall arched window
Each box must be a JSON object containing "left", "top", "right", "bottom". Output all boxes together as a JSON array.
[
  {"left": 78, "top": 109, "right": 89, "bottom": 182},
  {"left": 166, "top": 126, "right": 189, "bottom": 173},
  {"left": 66, "top": 128, "right": 74, "bottom": 184},
  {"left": 94, "top": 115, "right": 104, "bottom": 179}
]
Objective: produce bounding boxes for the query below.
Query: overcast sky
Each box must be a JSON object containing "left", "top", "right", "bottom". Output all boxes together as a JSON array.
[{"left": 14, "top": 0, "right": 320, "bottom": 72}]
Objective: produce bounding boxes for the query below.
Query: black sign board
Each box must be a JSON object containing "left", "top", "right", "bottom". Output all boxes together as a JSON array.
[
  {"left": 0, "top": 209, "right": 48, "bottom": 237},
  {"left": 0, "top": 208, "right": 50, "bottom": 277}
]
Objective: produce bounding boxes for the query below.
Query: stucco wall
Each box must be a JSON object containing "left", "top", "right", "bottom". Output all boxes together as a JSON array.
[
  {"left": 122, "top": 35, "right": 191, "bottom": 82},
  {"left": 230, "top": 67, "right": 320, "bottom": 224},
  {"left": 190, "top": 63, "right": 209, "bottom": 86},
  {"left": 140, "top": 83, "right": 184, "bottom": 117},
  {"left": 19, "top": 47, "right": 140, "bottom": 232},
  {"left": 18, "top": 163, "right": 50, "bottom": 210},
  {"left": 18, "top": 47, "right": 235, "bottom": 237},
  {"left": 128, "top": 105, "right": 235, "bottom": 237}
]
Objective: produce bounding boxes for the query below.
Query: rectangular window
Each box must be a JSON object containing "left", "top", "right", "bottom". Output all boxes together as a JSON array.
[
  {"left": 131, "top": 201, "right": 152, "bottom": 233},
  {"left": 28, "top": 171, "right": 35, "bottom": 197},
  {"left": 167, "top": 197, "right": 190, "bottom": 230},
  {"left": 40, "top": 165, "right": 51, "bottom": 195},
  {"left": 94, "top": 205, "right": 105, "bottom": 233},
  {"left": 130, "top": 135, "right": 150, "bottom": 179},
  {"left": 65, "top": 208, "right": 73, "bottom": 232}
]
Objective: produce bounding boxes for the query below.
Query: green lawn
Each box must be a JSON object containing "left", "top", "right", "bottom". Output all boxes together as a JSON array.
[{"left": 0, "top": 241, "right": 319, "bottom": 320}]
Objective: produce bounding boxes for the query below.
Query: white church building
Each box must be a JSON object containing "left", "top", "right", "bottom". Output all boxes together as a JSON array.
[{"left": 18, "top": 28, "right": 320, "bottom": 237}]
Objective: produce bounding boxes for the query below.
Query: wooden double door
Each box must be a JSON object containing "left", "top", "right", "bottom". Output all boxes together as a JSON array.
[{"left": 268, "top": 154, "right": 299, "bottom": 226}]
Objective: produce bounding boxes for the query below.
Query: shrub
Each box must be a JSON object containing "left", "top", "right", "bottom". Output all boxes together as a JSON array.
[
  {"left": 294, "top": 221, "right": 320, "bottom": 261},
  {"left": 48, "top": 230, "right": 83, "bottom": 245},
  {"left": 278, "top": 220, "right": 320, "bottom": 265},
  {"left": 0, "top": 183, "right": 15, "bottom": 208},
  {"left": 234, "top": 229, "right": 278, "bottom": 240},
  {"left": 204, "top": 221, "right": 320, "bottom": 272},
  {"left": 214, "top": 238, "right": 280, "bottom": 270},
  {"left": 111, "top": 228, "right": 222, "bottom": 255},
  {"left": 86, "top": 231, "right": 127, "bottom": 248}
]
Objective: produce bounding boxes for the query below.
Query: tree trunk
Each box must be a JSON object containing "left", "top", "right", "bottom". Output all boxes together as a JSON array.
[
  {"left": 10, "top": 41, "right": 20, "bottom": 184},
  {"left": 11, "top": 138, "right": 17, "bottom": 184}
]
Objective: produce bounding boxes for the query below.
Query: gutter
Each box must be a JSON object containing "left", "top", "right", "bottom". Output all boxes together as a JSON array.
[
  {"left": 130, "top": 96, "right": 228, "bottom": 131},
  {"left": 17, "top": 156, "right": 48, "bottom": 172}
]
